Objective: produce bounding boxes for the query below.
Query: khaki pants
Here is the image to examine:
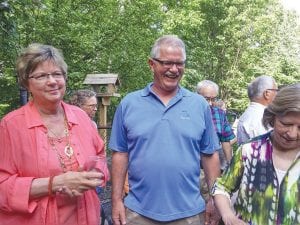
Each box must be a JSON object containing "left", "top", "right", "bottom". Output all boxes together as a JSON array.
[{"left": 125, "top": 208, "right": 205, "bottom": 225}]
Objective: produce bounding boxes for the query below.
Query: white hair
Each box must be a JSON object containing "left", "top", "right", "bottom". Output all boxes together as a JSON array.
[
  {"left": 196, "top": 80, "right": 219, "bottom": 94},
  {"left": 150, "top": 35, "right": 186, "bottom": 60},
  {"left": 247, "top": 75, "right": 275, "bottom": 101}
]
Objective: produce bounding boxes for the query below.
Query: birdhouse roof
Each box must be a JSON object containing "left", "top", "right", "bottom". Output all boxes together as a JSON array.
[{"left": 83, "top": 73, "right": 120, "bottom": 85}]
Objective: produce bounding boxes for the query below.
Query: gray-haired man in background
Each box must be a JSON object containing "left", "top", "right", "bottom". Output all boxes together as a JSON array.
[{"left": 237, "top": 75, "right": 277, "bottom": 145}]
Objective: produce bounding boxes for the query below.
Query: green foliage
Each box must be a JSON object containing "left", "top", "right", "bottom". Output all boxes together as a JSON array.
[
  {"left": 163, "top": 0, "right": 300, "bottom": 110},
  {"left": 1, "top": 0, "right": 300, "bottom": 119},
  {"left": 0, "top": 71, "right": 19, "bottom": 116}
]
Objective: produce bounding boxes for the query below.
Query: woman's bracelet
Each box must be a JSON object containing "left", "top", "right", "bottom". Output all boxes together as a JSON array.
[{"left": 48, "top": 175, "right": 55, "bottom": 197}]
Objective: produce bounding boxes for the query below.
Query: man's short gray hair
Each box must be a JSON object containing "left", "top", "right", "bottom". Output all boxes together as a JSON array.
[
  {"left": 150, "top": 35, "right": 186, "bottom": 60},
  {"left": 247, "top": 75, "right": 275, "bottom": 101}
]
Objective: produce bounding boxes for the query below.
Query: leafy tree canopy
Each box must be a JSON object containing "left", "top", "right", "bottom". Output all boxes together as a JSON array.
[{"left": 1, "top": 0, "right": 299, "bottom": 118}]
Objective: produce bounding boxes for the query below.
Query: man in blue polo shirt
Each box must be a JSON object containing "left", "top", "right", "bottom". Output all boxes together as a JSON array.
[{"left": 109, "top": 35, "right": 221, "bottom": 225}]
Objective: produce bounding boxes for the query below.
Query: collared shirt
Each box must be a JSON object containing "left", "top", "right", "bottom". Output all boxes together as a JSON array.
[
  {"left": 210, "top": 106, "right": 235, "bottom": 142},
  {"left": 210, "top": 106, "right": 236, "bottom": 169},
  {"left": 211, "top": 132, "right": 300, "bottom": 225},
  {"left": 109, "top": 83, "right": 220, "bottom": 221},
  {"left": 237, "top": 102, "right": 269, "bottom": 145},
  {"left": 0, "top": 101, "right": 109, "bottom": 225}
]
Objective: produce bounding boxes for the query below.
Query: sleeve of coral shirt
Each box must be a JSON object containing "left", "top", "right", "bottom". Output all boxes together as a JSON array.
[
  {"left": 0, "top": 114, "right": 38, "bottom": 214},
  {"left": 92, "top": 127, "right": 110, "bottom": 182}
]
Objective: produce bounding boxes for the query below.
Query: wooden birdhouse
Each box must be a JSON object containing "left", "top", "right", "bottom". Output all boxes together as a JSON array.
[{"left": 83, "top": 73, "right": 120, "bottom": 95}]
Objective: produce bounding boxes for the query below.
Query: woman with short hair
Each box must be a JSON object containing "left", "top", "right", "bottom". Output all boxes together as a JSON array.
[{"left": 0, "top": 43, "right": 109, "bottom": 225}]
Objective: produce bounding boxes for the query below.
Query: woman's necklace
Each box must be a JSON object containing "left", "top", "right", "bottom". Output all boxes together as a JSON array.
[
  {"left": 45, "top": 112, "right": 75, "bottom": 172},
  {"left": 48, "top": 138, "right": 68, "bottom": 172},
  {"left": 63, "top": 121, "right": 74, "bottom": 159},
  {"left": 47, "top": 115, "right": 74, "bottom": 159}
]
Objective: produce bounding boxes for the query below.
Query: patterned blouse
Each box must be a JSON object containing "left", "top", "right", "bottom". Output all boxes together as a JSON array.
[{"left": 211, "top": 132, "right": 300, "bottom": 225}]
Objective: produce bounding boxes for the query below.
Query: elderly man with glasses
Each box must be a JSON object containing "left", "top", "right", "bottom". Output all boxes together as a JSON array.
[
  {"left": 196, "top": 80, "right": 236, "bottom": 166},
  {"left": 196, "top": 80, "right": 236, "bottom": 225}
]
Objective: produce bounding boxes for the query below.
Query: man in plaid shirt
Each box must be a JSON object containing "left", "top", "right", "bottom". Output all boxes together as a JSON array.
[{"left": 196, "top": 80, "right": 236, "bottom": 169}]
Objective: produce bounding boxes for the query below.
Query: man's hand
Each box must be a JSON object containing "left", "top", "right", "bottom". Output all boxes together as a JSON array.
[
  {"left": 205, "top": 197, "right": 221, "bottom": 225},
  {"left": 112, "top": 200, "right": 126, "bottom": 225}
]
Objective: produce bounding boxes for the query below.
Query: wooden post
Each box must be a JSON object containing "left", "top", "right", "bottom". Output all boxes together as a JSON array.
[{"left": 98, "top": 97, "right": 111, "bottom": 144}]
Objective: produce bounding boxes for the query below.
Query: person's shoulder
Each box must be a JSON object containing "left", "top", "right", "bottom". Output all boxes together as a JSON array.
[
  {"left": 180, "top": 86, "right": 196, "bottom": 97},
  {"left": 238, "top": 104, "right": 256, "bottom": 122},
  {"left": 119, "top": 87, "right": 146, "bottom": 104},
  {"left": 211, "top": 106, "right": 226, "bottom": 114},
  {"left": 211, "top": 106, "right": 230, "bottom": 120},
  {"left": 239, "top": 111, "right": 262, "bottom": 125},
  {"left": 64, "top": 101, "right": 79, "bottom": 109},
  {"left": 250, "top": 132, "right": 270, "bottom": 143},
  {"left": 63, "top": 102, "right": 92, "bottom": 123},
  {"left": 241, "top": 132, "right": 271, "bottom": 149},
  {"left": 242, "top": 102, "right": 265, "bottom": 114},
  {"left": 63, "top": 102, "right": 97, "bottom": 130},
  {"left": 179, "top": 87, "right": 206, "bottom": 103},
  {"left": 125, "top": 89, "right": 144, "bottom": 98},
  {"left": 63, "top": 102, "right": 84, "bottom": 113},
  {"left": 1, "top": 104, "right": 27, "bottom": 124},
  {"left": 0, "top": 104, "right": 35, "bottom": 132}
]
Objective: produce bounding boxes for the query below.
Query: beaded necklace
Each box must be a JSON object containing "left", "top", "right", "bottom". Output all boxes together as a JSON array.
[
  {"left": 46, "top": 115, "right": 74, "bottom": 172},
  {"left": 48, "top": 137, "right": 68, "bottom": 172}
]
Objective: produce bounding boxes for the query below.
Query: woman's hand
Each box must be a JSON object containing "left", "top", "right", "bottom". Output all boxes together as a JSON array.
[
  {"left": 212, "top": 194, "right": 247, "bottom": 225},
  {"left": 53, "top": 170, "right": 104, "bottom": 197},
  {"left": 222, "top": 213, "right": 248, "bottom": 225}
]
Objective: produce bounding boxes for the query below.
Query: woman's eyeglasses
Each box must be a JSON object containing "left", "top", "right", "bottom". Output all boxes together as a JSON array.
[{"left": 29, "top": 71, "right": 65, "bottom": 81}]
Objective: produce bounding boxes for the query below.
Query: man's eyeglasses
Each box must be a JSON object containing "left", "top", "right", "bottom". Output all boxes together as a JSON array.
[
  {"left": 266, "top": 88, "right": 279, "bottom": 92},
  {"left": 152, "top": 58, "right": 185, "bottom": 69},
  {"left": 29, "top": 71, "right": 65, "bottom": 81},
  {"left": 84, "top": 104, "right": 98, "bottom": 109},
  {"left": 203, "top": 96, "right": 218, "bottom": 103}
]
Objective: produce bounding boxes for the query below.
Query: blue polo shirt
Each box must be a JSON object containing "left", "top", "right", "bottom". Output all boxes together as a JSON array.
[{"left": 109, "top": 83, "right": 220, "bottom": 221}]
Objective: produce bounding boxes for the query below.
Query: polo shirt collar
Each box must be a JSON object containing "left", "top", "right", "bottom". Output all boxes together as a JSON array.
[{"left": 141, "top": 82, "right": 191, "bottom": 98}]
